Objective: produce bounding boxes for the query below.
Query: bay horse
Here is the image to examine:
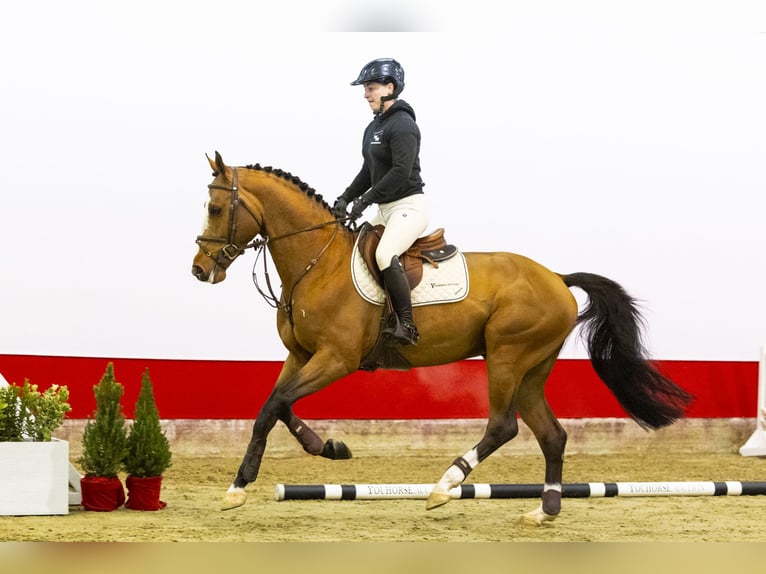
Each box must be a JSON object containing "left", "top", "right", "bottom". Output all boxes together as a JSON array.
[{"left": 191, "top": 151, "right": 693, "bottom": 525}]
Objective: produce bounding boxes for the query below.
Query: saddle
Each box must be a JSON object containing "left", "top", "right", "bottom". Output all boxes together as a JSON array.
[{"left": 358, "top": 223, "right": 458, "bottom": 289}]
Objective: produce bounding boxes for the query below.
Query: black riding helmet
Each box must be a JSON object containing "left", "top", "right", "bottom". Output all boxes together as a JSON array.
[{"left": 350, "top": 58, "right": 405, "bottom": 100}]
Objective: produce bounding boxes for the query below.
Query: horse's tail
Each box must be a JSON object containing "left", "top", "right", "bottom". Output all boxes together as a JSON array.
[{"left": 561, "top": 272, "right": 694, "bottom": 430}]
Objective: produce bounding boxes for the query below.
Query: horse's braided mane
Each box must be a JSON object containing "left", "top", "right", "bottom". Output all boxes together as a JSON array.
[{"left": 244, "top": 163, "right": 333, "bottom": 213}]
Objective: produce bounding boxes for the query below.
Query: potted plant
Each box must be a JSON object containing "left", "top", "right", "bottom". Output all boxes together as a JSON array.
[
  {"left": 78, "top": 362, "right": 128, "bottom": 511},
  {"left": 0, "top": 378, "right": 72, "bottom": 515},
  {"left": 123, "top": 368, "right": 172, "bottom": 510}
]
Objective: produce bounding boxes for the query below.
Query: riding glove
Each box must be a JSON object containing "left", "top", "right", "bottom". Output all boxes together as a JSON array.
[
  {"left": 349, "top": 194, "right": 372, "bottom": 221},
  {"left": 332, "top": 197, "right": 348, "bottom": 219}
]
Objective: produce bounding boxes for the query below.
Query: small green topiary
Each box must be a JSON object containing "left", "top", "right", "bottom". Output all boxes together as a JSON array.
[
  {"left": 123, "top": 369, "right": 172, "bottom": 478},
  {"left": 79, "top": 363, "right": 128, "bottom": 478}
]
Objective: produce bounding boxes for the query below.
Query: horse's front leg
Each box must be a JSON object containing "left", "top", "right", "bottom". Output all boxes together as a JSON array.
[
  {"left": 285, "top": 412, "right": 352, "bottom": 460},
  {"left": 221, "top": 390, "right": 286, "bottom": 510},
  {"left": 277, "top": 352, "right": 352, "bottom": 459},
  {"left": 221, "top": 350, "right": 354, "bottom": 510}
]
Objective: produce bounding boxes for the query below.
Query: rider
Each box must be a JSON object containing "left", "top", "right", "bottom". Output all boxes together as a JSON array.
[{"left": 333, "top": 57, "right": 428, "bottom": 346}]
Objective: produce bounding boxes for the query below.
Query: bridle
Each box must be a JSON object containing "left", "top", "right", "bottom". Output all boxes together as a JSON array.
[
  {"left": 195, "top": 168, "right": 264, "bottom": 268},
  {"left": 195, "top": 166, "right": 348, "bottom": 322}
]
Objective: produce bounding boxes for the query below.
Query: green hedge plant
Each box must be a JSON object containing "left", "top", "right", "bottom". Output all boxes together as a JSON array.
[{"left": 0, "top": 380, "right": 71, "bottom": 442}]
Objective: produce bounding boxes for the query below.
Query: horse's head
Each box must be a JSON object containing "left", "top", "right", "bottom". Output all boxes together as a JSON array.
[{"left": 192, "top": 152, "right": 263, "bottom": 284}]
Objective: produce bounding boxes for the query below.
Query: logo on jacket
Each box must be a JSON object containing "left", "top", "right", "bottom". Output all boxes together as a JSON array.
[{"left": 371, "top": 129, "right": 384, "bottom": 145}]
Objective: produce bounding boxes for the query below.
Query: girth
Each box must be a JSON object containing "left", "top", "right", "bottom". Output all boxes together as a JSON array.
[{"left": 358, "top": 223, "right": 458, "bottom": 289}]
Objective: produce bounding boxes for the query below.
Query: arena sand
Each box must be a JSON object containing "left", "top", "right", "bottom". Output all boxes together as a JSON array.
[
  {"left": 1, "top": 417, "right": 765, "bottom": 543},
  {"left": 2, "top": 417, "right": 764, "bottom": 574}
]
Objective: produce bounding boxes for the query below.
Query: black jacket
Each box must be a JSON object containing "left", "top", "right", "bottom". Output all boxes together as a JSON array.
[{"left": 342, "top": 100, "right": 425, "bottom": 204}]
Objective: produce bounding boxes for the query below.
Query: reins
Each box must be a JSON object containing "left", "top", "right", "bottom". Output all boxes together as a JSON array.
[
  {"left": 251, "top": 222, "right": 340, "bottom": 321},
  {"left": 196, "top": 166, "right": 352, "bottom": 323}
]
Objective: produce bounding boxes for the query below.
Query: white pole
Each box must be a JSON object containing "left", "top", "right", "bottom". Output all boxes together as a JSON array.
[
  {"left": 275, "top": 481, "right": 766, "bottom": 501},
  {"left": 739, "top": 344, "right": 766, "bottom": 456}
]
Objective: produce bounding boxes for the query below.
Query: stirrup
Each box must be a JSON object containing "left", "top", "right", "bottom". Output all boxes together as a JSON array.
[{"left": 383, "top": 316, "right": 420, "bottom": 346}]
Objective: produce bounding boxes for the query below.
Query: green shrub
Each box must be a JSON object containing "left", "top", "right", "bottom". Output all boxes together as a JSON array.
[
  {"left": 124, "top": 369, "right": 172, "bottom": 477},
  {"left": 0, "top": 385, "right": 22, "bottom": 441},
  {"left": 79, "top": 363, "right": 128, "bottom": 477},
  {"left": 0, "top": 380, "right": 71, "bottom": 442}
]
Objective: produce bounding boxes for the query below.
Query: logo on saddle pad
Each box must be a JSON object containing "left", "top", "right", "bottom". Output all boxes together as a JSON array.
[{"left": 351, "top": 224, "right": 469, "bottom": 306}]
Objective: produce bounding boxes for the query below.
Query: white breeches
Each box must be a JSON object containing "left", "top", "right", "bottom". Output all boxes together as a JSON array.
[{"left": 369, "top": 194, "right": 429, "bottom": 271}]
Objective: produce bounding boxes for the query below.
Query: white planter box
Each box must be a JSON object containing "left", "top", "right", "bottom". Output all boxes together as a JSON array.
[{"left": 0, "top": 438, "right": 71, "bottom": 515}]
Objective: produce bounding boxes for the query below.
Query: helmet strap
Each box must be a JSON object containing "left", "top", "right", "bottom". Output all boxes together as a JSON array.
[{"left": 376, "top": 91, "right": 396, "bottom": 115}]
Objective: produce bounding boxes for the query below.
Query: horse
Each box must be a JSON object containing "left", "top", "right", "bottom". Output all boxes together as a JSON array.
[{"left": 191, "top": 151, "right": 693, "bottom": 526}]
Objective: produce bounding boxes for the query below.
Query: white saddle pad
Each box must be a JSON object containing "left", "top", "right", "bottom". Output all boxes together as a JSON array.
[{"left": 351, "top": 234, "right": 470, "bottom": 307}]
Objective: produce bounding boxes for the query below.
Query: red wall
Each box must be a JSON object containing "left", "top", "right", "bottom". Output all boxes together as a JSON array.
[{"left": 0, "top": 354, "right": 757, "bottom": 420}]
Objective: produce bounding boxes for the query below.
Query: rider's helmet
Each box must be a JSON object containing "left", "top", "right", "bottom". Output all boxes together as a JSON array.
[{"left": 350, "top": 58, "right": 405, "bottom": 99}]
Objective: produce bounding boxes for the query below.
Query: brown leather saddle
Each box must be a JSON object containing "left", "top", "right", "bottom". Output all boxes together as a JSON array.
[{"left": 358, "top": 223, "right": 458, "bottom": 289}]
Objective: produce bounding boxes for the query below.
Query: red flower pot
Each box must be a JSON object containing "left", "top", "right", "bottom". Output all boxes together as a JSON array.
[
  {"left": 80, "top": 475, "right": 126, "bottom": 512},
  {"left": 124, "top": 475, "right": 167, "bottom": 510}
]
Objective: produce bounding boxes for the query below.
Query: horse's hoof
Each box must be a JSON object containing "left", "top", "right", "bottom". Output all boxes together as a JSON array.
[
  {"left": 321, "top": 439, "right": 352, "bottom": 460},
  {"left": 425, "top": 491, "right": 451, "bottom": 510},
  {"left": 517, "top": 505, "right": 557, "bottom": 527},
  {"left": 221, "top": 487, "right": 247, "bottom": 511}
]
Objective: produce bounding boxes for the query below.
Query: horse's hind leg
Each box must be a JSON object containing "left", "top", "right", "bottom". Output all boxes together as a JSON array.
[
  {"left": 516, "top": 356, "right": 568, "bottom": 526},
  {"left": 425, "top": 352, "right": 566, "bottom": 525},
  {"left": 426, "top": 355, "right": 523, "bottom": 510},
  {"left": 426, "top": 407, "right": 520, "bottom": 510}
]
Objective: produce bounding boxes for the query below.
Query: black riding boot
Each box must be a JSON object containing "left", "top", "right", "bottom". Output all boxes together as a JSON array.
[{"left": 381, "top": 255, "right": 420, "bottom": 346}]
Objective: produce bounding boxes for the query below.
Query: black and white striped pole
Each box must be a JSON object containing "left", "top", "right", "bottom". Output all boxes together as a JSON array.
[{"left": 275, "top": 481, "right": 766, "bottom": 501}]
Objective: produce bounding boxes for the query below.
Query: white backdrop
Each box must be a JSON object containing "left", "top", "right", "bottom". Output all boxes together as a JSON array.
[{"left": 1, "top": 1, "right": 764, "bottom": 361}]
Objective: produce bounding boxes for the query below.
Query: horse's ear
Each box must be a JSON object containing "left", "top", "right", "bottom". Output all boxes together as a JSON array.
[
  {"left": 206, "top": 151, "right": 227, "bottom": 177},
  {"left": 214, "top": 151, "right": 226, "bottom": 175},
  {"left": 206, "top": 153, "right": 218, "bottom": 174}
]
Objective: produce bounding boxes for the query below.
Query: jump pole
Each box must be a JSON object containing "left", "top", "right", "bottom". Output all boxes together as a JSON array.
[{"left": 275, "top": 481, "right": 766, "bottom": 501}]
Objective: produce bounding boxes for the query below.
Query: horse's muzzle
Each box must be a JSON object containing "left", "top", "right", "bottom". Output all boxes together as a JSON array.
[
  {"left": 191, "top": 263, "right": 226, "bottom": 284},
  {"left": 191, "top": 264, "right": 207, "bottom": 281}
]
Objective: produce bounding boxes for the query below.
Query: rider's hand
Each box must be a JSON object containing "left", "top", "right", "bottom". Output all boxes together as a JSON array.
[
  {"left": 349, "top": 196, "right": 370, "bottom": 221},
  {"left": 332, "top": 197, "right": 348, "bottom": 219}
]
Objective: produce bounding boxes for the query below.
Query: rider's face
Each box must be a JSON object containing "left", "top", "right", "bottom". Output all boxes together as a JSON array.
[{"left": 363, "top": 81, "right": 394, "bottom": 112}]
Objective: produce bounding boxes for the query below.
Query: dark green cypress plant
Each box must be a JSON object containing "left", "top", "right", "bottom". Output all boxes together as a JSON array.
[
  {"left": 79, "top": 363, "right": 128, "bottom": 477},
  {"left": 123, "top": 369, "right": 172, "bottom": 477}
]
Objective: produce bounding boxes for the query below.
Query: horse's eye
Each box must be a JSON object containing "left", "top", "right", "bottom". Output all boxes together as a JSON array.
[{"left": 208, "top": 205, "right": 223, "bottom": 217}]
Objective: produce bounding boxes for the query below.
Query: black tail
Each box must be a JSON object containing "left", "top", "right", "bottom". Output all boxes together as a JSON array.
[{"left": 562, "top": 272, "right": 694, "bottom": 430}]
